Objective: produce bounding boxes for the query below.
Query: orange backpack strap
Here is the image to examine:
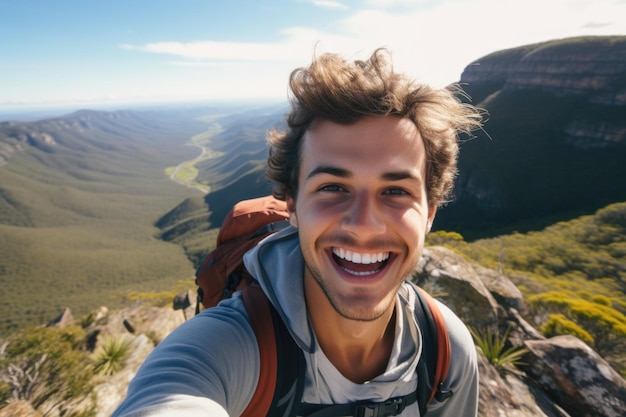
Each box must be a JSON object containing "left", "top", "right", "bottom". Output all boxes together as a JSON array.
[
  {"left": 241, "top": 285, "right": 278, "bottom": 417},
  {"left": 416, "top": 287, "right": 452, "bottom": 402},
  {"left": 240, "top": 284, "right": 305, "bottom": 417}
]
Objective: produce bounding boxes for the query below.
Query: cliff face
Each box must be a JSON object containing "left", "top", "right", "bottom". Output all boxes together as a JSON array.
[
  {"left": 461, "top": 36, "right": 626, "bottom": 105},
  {"left": 435, "top": 36, "right": 626, "bottom": 238}
]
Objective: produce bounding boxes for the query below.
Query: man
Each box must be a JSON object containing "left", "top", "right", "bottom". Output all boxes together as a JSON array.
[{"left": 112, "top": 48, "right": 483, "bottom": 417}]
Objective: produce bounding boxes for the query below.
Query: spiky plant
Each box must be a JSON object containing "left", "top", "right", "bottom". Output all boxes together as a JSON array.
[
  {"left": 469, "top": 325, "right": 528, "bottom": 370},
  {"left": 92, "top": 335, "right": 133, "bottom": 376}
]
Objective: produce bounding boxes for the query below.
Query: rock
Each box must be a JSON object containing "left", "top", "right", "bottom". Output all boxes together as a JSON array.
[
  {"left": 173, "top": 289, "right": 196, "bottom": 320},
  {"left": 0, "top": 401, "right": 42, "bottom": 417},
  {"left": 414, "top": 246, "right": 501, "bottom": 329},
  {"left": 477, "top": 353, "right": 571, "bottom": 417},
  {"left": 123, "top": 319, "right": 136, "bottom": 333},
  {"left": 46, "top": 307, "right": 74, "bottom": 329},
  {"left": 89, "top": 305, "right": 185, "bottom": 346},
  {"left": 507, "top": 308, "right": 545, "bottom": 348},
  {"left": 522, "top": 335, "right": 626, "bottom": 417},
  {"left": 92, "top": 334, "right": 155, "bottom": 417},
  {"left": 473, "top": 263, "right": 528, "bottom": 315},
  {"left": 461, "top": 37, "right": 626, "bottom": 104},
  {"left": 173, "top": 289, "right": 194, "bottom": 310}
]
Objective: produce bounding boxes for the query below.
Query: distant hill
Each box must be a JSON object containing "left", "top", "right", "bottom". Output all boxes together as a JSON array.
[
  {"left": 435, "top": 36, "right": 626, "bottom": 239},
  {"left": 0, "top": 108, "right": 215, "bottom": 335},
  {"left": 156, "top": 105, "right": 287, "bottom": 265}
]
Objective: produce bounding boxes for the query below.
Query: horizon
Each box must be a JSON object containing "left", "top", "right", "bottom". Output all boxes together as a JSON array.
[{"left": 2, "top": 0, "right": 625, "bottom": 115}]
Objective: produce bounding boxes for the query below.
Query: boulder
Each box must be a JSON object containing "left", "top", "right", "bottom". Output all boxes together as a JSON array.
[
  {"left": 46, "top": 307, "right": 74, "bottom": 329},
  {"left": 173, "top": 289, "right": 196, "bottom": 320},
  {"left": 522, "top": 335, "right": 626, "bottom": 417},
  {"left": 414, "top": 246, "right": 501, "bottom": 328},
  {"left": 473, "top": 262, "right": 528, "bottom": 315},
  {"left": 88, "top": 305, "right": 185, "bottom": 346},
  {"left": 477, "top": 353, "right": 571, "bottom": 417},
  {"left": 506, "top": 308, "right": 546, "bottom": 348}
]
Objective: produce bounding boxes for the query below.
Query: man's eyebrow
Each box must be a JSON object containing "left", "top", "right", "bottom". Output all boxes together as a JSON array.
[
  {"left": 306, "top": 166, "right": 352, "bottom": 179},
  {"left": 307, "top": 167, "right": 423, "bottom": 183},
  {"left": 381, "top": 171, "right": 422, "bottom": 182}
]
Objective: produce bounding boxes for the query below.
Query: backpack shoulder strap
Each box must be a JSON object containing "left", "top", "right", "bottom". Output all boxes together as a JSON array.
[
  {"left": 241, "top": 284, "right": 305, "bottom": 417},
  {"left": 412, "top": 284, "right": 453, "bottom": 415},
  {"left": 240, "top": 285, "right": 278, "bottom": 416}
]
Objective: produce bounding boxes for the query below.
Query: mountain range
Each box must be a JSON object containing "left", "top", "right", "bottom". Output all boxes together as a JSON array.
[{"left": 0, "top": 36, "right": 625, "bottom": 337}]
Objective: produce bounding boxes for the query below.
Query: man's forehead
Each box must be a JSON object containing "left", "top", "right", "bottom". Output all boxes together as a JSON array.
[
  {"left": 299, "top": 116, "right": 427, "bottom": 181},
  {"left": 301, "top": 116, "right": 424, "bottom": 155}
]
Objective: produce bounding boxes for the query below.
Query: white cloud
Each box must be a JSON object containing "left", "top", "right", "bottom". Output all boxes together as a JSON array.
[
  {"left": 309, "top": 0, "right": 350, "bottom": 10},
  {"left": 365, "top": 0, "right": 429, "bottom": 7},
  {"left": 115, "top": 0, "right": 626, "bottom": 104}
]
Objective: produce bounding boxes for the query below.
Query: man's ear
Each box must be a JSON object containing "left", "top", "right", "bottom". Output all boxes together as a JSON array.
[
  {"left": 426, "top": 206, "right": 437, "bottom": 233},
  {"left": 286, "top": 197, "right": 298, "bottom": 228}
]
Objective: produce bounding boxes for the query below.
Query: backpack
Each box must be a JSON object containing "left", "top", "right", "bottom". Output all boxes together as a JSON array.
[{"left": 195, "top": 195, "right": 453, "bottom": 416}]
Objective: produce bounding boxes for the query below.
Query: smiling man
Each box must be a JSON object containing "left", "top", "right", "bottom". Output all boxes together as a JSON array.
[{"left": 113, "top": 48, "right": 483, "bottom": 417}]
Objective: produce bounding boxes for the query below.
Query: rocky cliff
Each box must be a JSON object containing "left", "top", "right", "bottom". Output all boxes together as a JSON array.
[
  {"left": 461, "top": 36, "right": 626, "bottom": 105},
  {"left": 435, "top": 36, "right": 626, "bottom": 238}
]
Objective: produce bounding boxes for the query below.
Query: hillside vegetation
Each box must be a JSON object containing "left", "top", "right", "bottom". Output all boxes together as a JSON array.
[
  {"left": 428, "top": 201, "right": 626, "bottom": 373},
  {"left": 0, "top": 109, "right": 215, "bottom": 336}
]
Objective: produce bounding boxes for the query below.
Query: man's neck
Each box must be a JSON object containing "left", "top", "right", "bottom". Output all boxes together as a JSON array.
[{"left": 305, "top": 277, "right": 397, "bottom": 383}]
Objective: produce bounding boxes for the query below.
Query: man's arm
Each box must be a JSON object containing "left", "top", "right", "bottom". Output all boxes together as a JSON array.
[{"left": 112, "top": 295, "right": 260, "bottom": 417}]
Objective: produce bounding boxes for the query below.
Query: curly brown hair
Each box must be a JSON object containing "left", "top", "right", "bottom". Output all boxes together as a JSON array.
[{"left": 266, "top": 48, "right": 483, "bottom": 208}]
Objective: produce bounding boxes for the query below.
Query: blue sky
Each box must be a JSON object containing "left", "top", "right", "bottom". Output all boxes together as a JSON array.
[{"left": 1, "top": 0, "right": 625, "bottom": 112}]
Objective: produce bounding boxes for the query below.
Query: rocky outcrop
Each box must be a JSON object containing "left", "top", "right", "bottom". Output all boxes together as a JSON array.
[
  {"left": 413, "top": 246, "right": 626, "bottom": 417},
  {"left": 87, "top": 303, "right": 189, "bottom": 416},
  {"left": 522, "top": 335, "right": 626, "bottom": 417},
  {"left": 475, "top": 353, "right": 571, "bottom": 417},
  {"left": 88, "top": 304, "right": 186, "bottom": 346},
  {"left": 46, "top": 307, "right": 74, "bottom": 329},
  {"left": 414, "top": 246, "right": 506, "bottom": 329},
  {"left": 461, "top": 36, "right": 626, "bottom": 104},
  {"left": 435, "top": 36, "right": 626, "bottom": 238}
]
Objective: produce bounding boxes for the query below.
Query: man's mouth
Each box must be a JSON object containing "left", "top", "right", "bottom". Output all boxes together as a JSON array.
[{"left": 331, "top": 247, "right": 391, "bottom": 276}]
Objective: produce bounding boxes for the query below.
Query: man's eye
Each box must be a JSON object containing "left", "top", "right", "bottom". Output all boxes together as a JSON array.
[
  {"left": 383, "top": 188, "right": 409, "bottom": 196},
  {"left": 320, "top": 184, "right": 345, "bottom": 192}
]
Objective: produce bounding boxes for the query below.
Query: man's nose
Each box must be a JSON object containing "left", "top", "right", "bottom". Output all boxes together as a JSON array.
[{"left": 341, "top": 191, "right": 386, "bottom": 237}]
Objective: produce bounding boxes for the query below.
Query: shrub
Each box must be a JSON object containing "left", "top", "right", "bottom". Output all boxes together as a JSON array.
[
  {"left": 541, "top": 313, "right": 595, "bottom": 344},
  {"left": 0, "top": 326, "right": 95, "bottom": 415},
  {"left": 92, "top": 334, "right": 134, "bottom": 376}
]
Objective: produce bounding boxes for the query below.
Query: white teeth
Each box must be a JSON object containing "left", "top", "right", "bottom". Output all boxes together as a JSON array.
[{"left": 332, "top": 248, "right": 390, "bottom": 264}]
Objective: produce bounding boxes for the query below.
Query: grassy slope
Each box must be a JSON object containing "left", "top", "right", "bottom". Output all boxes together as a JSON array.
[{"left": 0, "top": 110, "right": 212, "bottom": 336}]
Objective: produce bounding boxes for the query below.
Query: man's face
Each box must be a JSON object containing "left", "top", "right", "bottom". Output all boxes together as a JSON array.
[{"left": 287, "top": 115, "right": 436, "bottom": 322}]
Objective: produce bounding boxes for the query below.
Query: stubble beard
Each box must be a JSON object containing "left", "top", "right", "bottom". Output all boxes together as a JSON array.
[{"left": 304, "top": 258, "right": 417, "bottom": 323}]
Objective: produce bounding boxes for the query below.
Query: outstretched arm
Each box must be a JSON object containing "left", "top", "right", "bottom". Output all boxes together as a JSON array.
[{"left": 112, "top": 296, "right": 260, "bottom": 417}]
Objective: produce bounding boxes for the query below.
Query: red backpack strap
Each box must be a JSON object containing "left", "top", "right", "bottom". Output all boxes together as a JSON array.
[
  {"left": 416, "top": 287, "right": 451, "bottom": 402},
  {"left": 241, "top": 285, "right": 278, "bottom": 417},
  {"left": 240, "top": 284, "right": 305, "bottom": 417}
]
